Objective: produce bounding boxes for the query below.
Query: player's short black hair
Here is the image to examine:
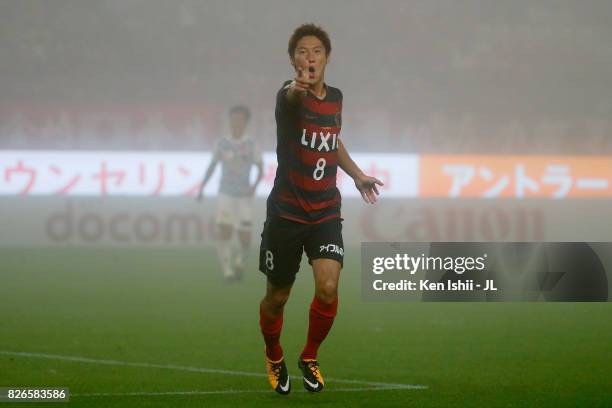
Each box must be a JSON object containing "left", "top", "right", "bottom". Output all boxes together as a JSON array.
[
  {"left": 288, "top": 23, "right": 331, "bottom": 57},
  {"left": 229, "top": 105, "right": 251, "bottom": 121}
]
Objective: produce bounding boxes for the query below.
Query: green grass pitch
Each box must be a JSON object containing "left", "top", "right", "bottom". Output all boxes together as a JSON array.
[{"left": 1, "top": 247, "right": 611, "bottom": 407}]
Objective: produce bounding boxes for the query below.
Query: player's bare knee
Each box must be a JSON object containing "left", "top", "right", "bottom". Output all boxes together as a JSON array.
[
  {"left": 315, "top": 280, "right": 338, "bottom": 303},
  {"left": 273, "top": 290, "right": 291, "bottom": 306},
  {"left": 265, "top": 285, "right": 291, "bottom": 308},
  {"left": 264, "top": 295, "right": 288, "bottom": 315}
]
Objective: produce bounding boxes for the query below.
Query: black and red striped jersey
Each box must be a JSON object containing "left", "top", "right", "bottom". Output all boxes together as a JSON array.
[{"left": 267, "top": 80, "right": 343, "bottom": 224}]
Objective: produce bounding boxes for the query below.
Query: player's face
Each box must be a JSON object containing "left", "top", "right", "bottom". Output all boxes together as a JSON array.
[
  {"left": 291, "top": 35, "right": 328, "bottom": 85},
  {"left": 229, "top": 112, "right": 248, "bottom": 138}
]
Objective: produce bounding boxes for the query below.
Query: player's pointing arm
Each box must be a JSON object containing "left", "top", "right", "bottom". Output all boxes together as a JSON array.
[{"left": 286, "top": 66, "right": 314, "bottom": 105}]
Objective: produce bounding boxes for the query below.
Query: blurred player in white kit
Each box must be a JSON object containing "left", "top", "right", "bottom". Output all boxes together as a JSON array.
[{"left": 197, "top": 105, "right": 264, "bottom": 282}]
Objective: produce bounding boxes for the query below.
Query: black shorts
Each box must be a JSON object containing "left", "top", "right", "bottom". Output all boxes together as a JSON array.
[{"left": 259, "top": 216, "right": 344, "bottom": 286}]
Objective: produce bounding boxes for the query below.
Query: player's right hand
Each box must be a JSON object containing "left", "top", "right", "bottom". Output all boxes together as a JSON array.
[{"left": 292, "top": 66, "right": 312, "bottom": 92}]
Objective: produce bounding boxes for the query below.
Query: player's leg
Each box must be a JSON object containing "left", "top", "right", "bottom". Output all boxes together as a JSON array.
[
  {"left": 308, "top": 258, "right": 341, "bottom": 353},
  {"left": 233, "top": 225, "right": 250, "bottom": 280},
  {"left": 260, "top": 279, "right": 293, "bottom": 361},
  {"left": 215, "top": 193, "right": 235, "bottom": 281},
  {"left": 258, "top": 216, "right": 304, "bottom": 394},
  {"left": 216, "top": 223, "right": 234, "bottom": 281},
  {"left": 299, "top": 218, "right": 344, "bottom": 392},
  {"left": 260, "top": 279, "right": 293, "bottom": 395},
  {"left": 234, "top": 196, "right": 253, "bottom": 279}
]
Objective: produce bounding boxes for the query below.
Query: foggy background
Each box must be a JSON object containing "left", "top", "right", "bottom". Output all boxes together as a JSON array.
[
  {"left": 1, "top": 0, "right": 612, "bottom": 153},
  {"left": 1, "top": 6, "right": 611, "bottom": 405},
  {"left": 1, "top": 0, "right": 612, "bottom": 250}
]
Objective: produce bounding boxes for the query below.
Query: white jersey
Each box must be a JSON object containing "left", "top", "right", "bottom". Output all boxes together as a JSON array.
[{"left": 214, "top": 135, "right": 262, "bottom": 197}]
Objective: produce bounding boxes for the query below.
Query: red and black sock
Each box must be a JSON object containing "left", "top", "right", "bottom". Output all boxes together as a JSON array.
[
  {"left": 259, "top": 305, "right": 284, "bottom": 362},
  {"left": 300, "top": 296, "right": 338, "bottom": 360}
]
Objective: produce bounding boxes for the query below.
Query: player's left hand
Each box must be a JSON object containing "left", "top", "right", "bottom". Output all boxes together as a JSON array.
[{"left": 354, "top": 174, "right": 384, "bottom": 204}]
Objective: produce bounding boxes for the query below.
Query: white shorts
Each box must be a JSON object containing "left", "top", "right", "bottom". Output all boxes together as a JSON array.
[{"left": 216, "top": 193, "right": 254, "bottom": 231}]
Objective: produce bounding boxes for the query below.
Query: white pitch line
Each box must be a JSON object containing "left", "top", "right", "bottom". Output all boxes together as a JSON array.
[
  {"left": 74, "top": 390, "right": 279, "bottom": 397},
  {"left": 73, "top": 386, "right": 412, "bottom": 398},
  {"left": 0, "top": 350, "right": 427, "bottom": 391}
]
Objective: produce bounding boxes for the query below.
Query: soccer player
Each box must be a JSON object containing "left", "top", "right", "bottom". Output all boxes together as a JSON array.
[
  {"left": 259, "top": 24, "right": 383, "bottom": 395},
  {"left": 197, "top": 105, "right": 263, "bottom": 282}
]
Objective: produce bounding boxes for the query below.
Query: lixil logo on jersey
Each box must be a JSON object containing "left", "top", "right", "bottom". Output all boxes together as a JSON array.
[
  {"left": 319, "top": 244, "right": 344, "bottom": 256},
  {"left": 301, "top": 129, "right": 339, "bottom": 151}
]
